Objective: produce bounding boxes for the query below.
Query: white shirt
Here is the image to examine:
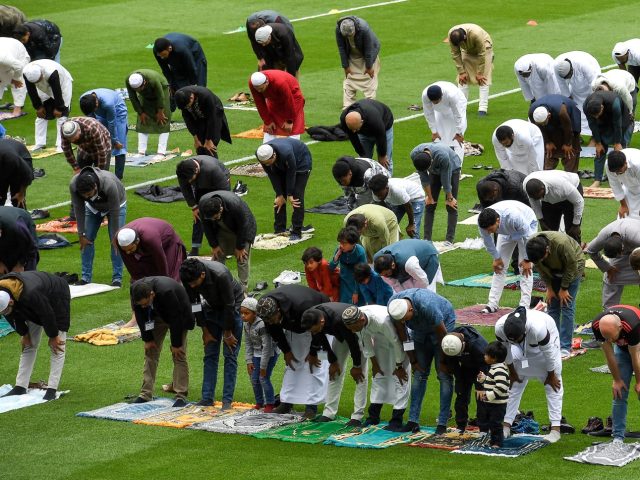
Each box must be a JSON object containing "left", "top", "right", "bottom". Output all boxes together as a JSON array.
[
  {"left": 422, "top": 81, "right": 467, "bottom": 135},
  {"left": 607, "top": 148, "right": 640, "bottom": 202},
  {"left": 373, "top": 178, "right": 425, "bottom": 205},
  {"left": 612, "top": 39, "right": 640, "bottom": 66},
  {"left": 479, "top": 200, "right": 538, "bottom": 259},
  {"left": 554, "top": 51, "right": 601, "bottom": 102},
  {"left": 514, "top": 53, "right": 560, "bottom": 101},
  {"left": 524, "top": 170, "right": 584, "bottom": 224},
  {"left": 492, "top": 119, "right": 544, "bottom": 174},
  {"left": 357, "top": 305, "right": 405, "bottom": 364},
  {"left": 0, "top": 37, "right": 30, "bottom": 83},
  {"left": 591, "top": 70, "right": 637, "bottom": 114},
  {"left": 27, "top": 59, "right": 73, "bottom": 106}
]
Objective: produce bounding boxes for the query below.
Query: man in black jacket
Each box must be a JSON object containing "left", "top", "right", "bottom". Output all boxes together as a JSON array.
[
  {"left": 0, "top": 138, "right": 33, "bottom": 209},
  {"left": 174, "top": 86, "right": 231, "bottom": 158},
  {"left": 0, "top": 206, "right": 38, "bottom": 274},
  {"left": 340, "top": 98, "right": 394, "bottom": 174},
  {"left": 153, "top": 32, "right": 207, "bottom": 111},
  {"left": 254, "top": 23, "right": 304, "bottom": 76},
  {"left": 302, "top": 302, "right": 368, "bottom": 426},
  {"left": 0, "top": 271, "right": 70, "bottom": 401},
  {"left": 246, "top": 10, "right": 293, "bottom": 69},
  {"left": 180, "top": 258, "right": 243, "bottom": 408},
  {"left": 476, "top": 169, "right": 530, "bottom": 208},
  {"left": 176, "top": 155, "right": 230, "bottom": 256},
  {"left": 199, "top": 191, "right": 257, "bottom": 290},
  {"left": 13, "top": 19, "right": 62, "bottom": 61},
  {"left": 130, "top": 277, "right": 195, "bottom": 407},
  {"left": 335, "top": 16, "right": 381, "bottom": 108},
  {"left": 256, "top": 285, "right": 330, "bottom": 418}
]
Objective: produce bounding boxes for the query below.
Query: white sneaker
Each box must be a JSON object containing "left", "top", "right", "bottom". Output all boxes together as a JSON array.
[
  {"left": 561, "top": 349, "right": 571, "bottom": 359},
  {"left": 543, "top": 429, "right": 561, "bottom": 443},
  {"left": 273, "top": 270, "right": 301, "bottom": 286}
]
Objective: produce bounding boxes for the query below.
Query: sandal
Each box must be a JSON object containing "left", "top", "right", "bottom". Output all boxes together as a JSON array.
[{"left": 472, "top": 164, "right": 483, "bottom": 170}]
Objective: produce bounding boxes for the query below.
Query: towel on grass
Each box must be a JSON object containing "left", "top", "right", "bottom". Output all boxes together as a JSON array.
[
  {"left": 232, "top": 127, "right": 264, "bottom": 139},
  {"left": 565, "top": 441, "right": 640, "bottom": 467},
  {"left": 305, "top": 197, "right": 351, "bottom": 215},
  {"left": 36, "top": 218, "right": 107, "bottom": 234},
  {"left": 583, "top": 186, "right": 614, "bottom": 199},
  {"left": 590, "top": 364, "right": 611, "bottom": 374},
  {"left": 455, "top": 305, "right": 514, "bottom": 326},
  {"left": 188, "top": 409, "right": 303, "bottom": 434},
  {"left": 134, "top": 404, "right": 226, "bottom": 428},
  {"left": 229, "top": 162, "right": 267, "bottom": 178},
  {"left": 433, "top": 241, "right": 459, "bottom": 254},
  {"left": 253, "top": 232, "right": 313, "bottom": 250},
  {"left": 407, "top": 430, "right": 481, "bottom": 451},
  {"left": 29, "top": 147, "right": 59, "bottom": 159},
  {"left": 0, "top": 316, "right": 15, "bottom": 337},
  {"left": 324, "top": 424, "right": 427, "bottom": 449},
  {"left": 563, "top": 348, "right": 587, "bottom": 360},
  {"left": 73, "top": 320, "right": 140, "bottom": 345},
  {"left": 0, "top": 384, "right": 68, "bottom": 414},
  {"left": 37, "top": 233, "right": 71, "bottom": 249},
  {"left": 252, "top": 416, "right": 357, "bottom": 443},
  {"left": 77, "top": 398, "right": 176, "bottom": 422},
  {"left": 69, "top": 283, "right": 119, "bottom": 299},
  {"left": 453, "top": 434, "right": 548, "bottom": 457}
]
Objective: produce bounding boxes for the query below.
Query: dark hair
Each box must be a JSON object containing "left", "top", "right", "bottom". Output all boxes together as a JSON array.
[
  {"left": 76, "top": 172, "right": 97, "bottom": 195},
  {"left": 607, "top": 150, "right": 627, "bottom": 173},
  {"left": 176, "top": 159, "right": 198, "bottom": 180},
  {"left": 131, "top": 281, "right": 153, "bottom": 303},
  {"left": 153, "top": 37, "right": 171, "bottom": 53},
  {"left": 337, "top": 227, "right": 360, "bottom": 244},
  {"left": 477, "top": 180, "right": 500, "bottom": 202},
  {"left": 300, "top": 309, "right": 323, "bottom": 331},
  {"left": 478, "top": 208, "right": 499, "bottom": 229},
  {"left": 526, "top": 236, "right": 549, "bottom": 263},
  {"left": 200, "top": 196, "right": 223, "bottom": 219},
  {"left": 353, "top": 263, "right": 372, "bottom": 282},
  {"left": 174, "top": 88, "right": 190, "bottom": 110},
  {"left": 485, "top": 341, "right": 507, "bottom": 363},
  {"left": 332, "top": 158, "right": 352, "bottom": 181},
  {"left": 603, "top": 234, "right": 624, "bottom": 258},
  {"left": 412, "top": 151, "right": 432, "bottom": 172},
  {"left": 373, "top": 254, "right": 394, "bottom": 273},
  {"left": 449, "top": 28, "right": 466, "bottom": 46},
  {"left": 525, "top": 178, "right": 545, "bottom": 197},
  {"left": 495, "top": 125, "right": 514, "bottom": 142},
  {"left": 79, "top": 94, "right": 97, "bottom": 115},
  {"left": 585, "top": 95, "right": 604, "bottom": 116},
  {"left": 345, "top": 213, "right": 366, "bottom": 231},
  {"left": 368, "top": 173, "right": 389, "bottom": 193},
  {"left": 301, "top": 246, "right": 323, "bottom": 263},
  {"left": 12, "top": 25, "right": 28, "bottom": 38},
  {"left": 179, "top": 258, "right": 206, "bottom": 283}
]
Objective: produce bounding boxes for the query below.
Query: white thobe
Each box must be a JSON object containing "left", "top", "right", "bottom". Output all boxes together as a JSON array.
[
  {"left": 421, "top": 81, "right": 467, "bottom": 161},
  {"left": 607, "top": 148, "right": 640, "bottom": 219},
  {"left": 492, "top": 119, "right": 544, "bottom": 175},
  {"left": 514, "top": 54, "right": 560, "bottom": 102},
  {"left": 592, "top": 70, "right": 637, "bottom": 114}
]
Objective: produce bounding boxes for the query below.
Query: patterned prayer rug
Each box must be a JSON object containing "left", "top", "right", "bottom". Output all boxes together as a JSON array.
[
  {"left": 447, "top": 273, "right": 545, "bottom": 290},
  {"left": 565, "top": 441, "right": 640, "bottom": 466},
  {"left": 583, "top": 186, "right": 615, "bottom": 199},
  {"left": 229, "top": 162, "right": 267, "bottom": 178},
  {"left": 454, "top": 305, "right": 514, "bottom": 326},
  {"left": 253, "top": 232, "right": 313, "bottom": 250},
  {"left": 134, "top": 405, "right": 227, "bottom": 428},
  {"left": 252, "top": 417, "right": 358, "bottom": 444},
  {"left": 73, "top": 320, "right": 140, "bottom": 345},
  {"left": 76, "top": 398, "right": 175, "bottom": 422},
  {"left": 188, "top": 410, "right": 303, "bottom": 434},
  {"left": 453, "top": 434, "right": 548, "bottom": 457},
  {"left": 324, "top": 425, "right": 429, "bottom": 449},
  {"left": 109, "top": 153, "right": 177, "bottom": 167},
  {"left": 407, "top": 431, "right": 481, "bottom": 451}
]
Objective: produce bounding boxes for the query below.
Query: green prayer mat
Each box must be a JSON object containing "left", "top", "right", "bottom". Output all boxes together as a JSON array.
[{"left": 252, "top": 416, "right": 357, "bottom": 444}]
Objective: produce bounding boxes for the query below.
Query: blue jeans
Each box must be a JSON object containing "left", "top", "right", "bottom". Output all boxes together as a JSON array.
[
  {"left": 593, "top": 123, "right": 634, "bottom": 181},
  {"left": 408, "top": 334, "right": 454, "bottom": 425},
  {"left": 250, "top": 354, "right": 279, "bottom": 405},
  {"left": 201, "top": 309, "right": 243, "bottom": 404},
  {"left": 81, "top": 203, "right": 126, "bottom": 283},
  {"left": 547, "top": 277, "right": 580, "bottom": 351},
  {"left": 392, "top": 200, "right": 425, "bottom": 239},
  {"left": 612, "top": 345, "right": 634, "bottom": 441},
  {"left": 357, "top": 127, "right": 394, "bottom": 175}
]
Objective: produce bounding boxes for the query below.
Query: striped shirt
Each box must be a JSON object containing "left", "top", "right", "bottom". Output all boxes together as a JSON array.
[
  {"left": 61, "top": 117, "right": 112, "bottom": 170},
  {"left": 482, "top": 362, "right": 510, "bottom": 404}
]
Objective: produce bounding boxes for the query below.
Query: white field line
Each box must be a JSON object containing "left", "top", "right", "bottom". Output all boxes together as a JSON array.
[{"left": 35, "top": 63, "right": 618, "bottom": 211}]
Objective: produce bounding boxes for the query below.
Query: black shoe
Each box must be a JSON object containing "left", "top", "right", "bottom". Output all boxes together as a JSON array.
[
  {"left": 589, "top": 416, "right": 612, "bottom": 436},
  {"left": 131, "top": 396, "right": 149, "bottom": 404},
  {"left": 468, "top": 418, "right": 478, "bottom": 427},
  {"left": 195, "top": 399, "right": 213, "bottom": 407},
  {"left": 456, "top": 423, "right": 467, "bottom": 434},
  {"left": 314, "top": 415, "right": 332, "bottom": 423},
  {"left": 402, "top": 421, "right": 421, "bottom": 433},
  {"left": 254, "top": 281, "right": 268, "bottom": 291},
  {"left": 111, "top": 280, "right": 122, "bottom": 288},
  {"left": 188, "top": 247, "right": 199, "bottom": 257},
  {"left": 74, "top": 279, "right": 90, "bottom": 286},
  {"left": 469, "top": 203, "right": 482, "bottom": 214},
  {"left": 30, "top": 209, "right": 50, "bottom": 220},
  {"left": 362, "top": 416, "right": 380, "bottom": 427},
  {"left": 43, "top": 388, "right": 57, "bottom": 401},
  {"left": 345, "top": 419, "right": 362, "bottom": 428},
  {"left": 233, "top": 180, "right": 248, "bottom": 197},
  {"left": 478, "top": 111, "right": 487, "bottom": 117},
  {"left": 2, "top": 386, "right": 27, "bottom": 397},
  {"left": 273, "top": 403, "right": 292, "bottom": 414},
  {"left": 33, "top": 168, "right": 46, "bottom": 179},
  {"left": 560, "top": 416, "right": 575, "bottom": 434},
  {"left": 301, "top": 225, "right": 315, "bottom": 233},
  {"left": 172, "top": 398, "right": 187, "bottom": 408},
  {"left": 582, "top": 416, "right": 604, "bottom": 434},
  {"left": 435, "top": 424, "right": 447, "bottom": 435}
]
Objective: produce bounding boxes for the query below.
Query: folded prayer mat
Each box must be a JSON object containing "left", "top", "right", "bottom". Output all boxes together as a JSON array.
[{"left": 453, "top": 434, "right": 548, "bottom": 457}]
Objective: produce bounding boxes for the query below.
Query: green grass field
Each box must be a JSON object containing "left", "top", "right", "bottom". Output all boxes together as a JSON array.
[{"left": 3, "top": 1, "right": 640, "bottom": 478}]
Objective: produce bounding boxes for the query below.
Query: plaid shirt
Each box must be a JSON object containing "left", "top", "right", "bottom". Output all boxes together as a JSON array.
[{"left": 61, "top": 117, "right": 112, "bottom": 170}]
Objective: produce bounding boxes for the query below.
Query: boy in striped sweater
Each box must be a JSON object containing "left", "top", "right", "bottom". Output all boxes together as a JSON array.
[{"left": 476, "top": 341, "right": 509, "bottom": 447}]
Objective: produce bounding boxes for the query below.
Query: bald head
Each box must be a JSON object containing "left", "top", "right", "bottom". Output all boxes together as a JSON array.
[
  {"left": 599, "top": 314, "right": 622, "bottom": 341},
  {"left": 630, "top": 247, "right": 640, "bottom": 270},
  {"left": 344, "top": 111, "right": 363, "bottom": 132}
]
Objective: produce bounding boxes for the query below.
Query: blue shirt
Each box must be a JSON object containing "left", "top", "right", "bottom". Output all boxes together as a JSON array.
[
  {"left": 358, "top": 269, "right": 393, "bottom": 306},
  {"left": 389, "top": 288, "right": 455, "bottom": 342},
  {"left": 81, "top": 88, "right": 128, "bottom": 144}
]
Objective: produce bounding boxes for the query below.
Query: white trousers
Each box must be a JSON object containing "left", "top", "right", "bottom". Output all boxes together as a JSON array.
[
  {"left": 369, "top": 340, "right": 411, "bottom": 409},
  {"left": 459, "top": 84, "right": 490, "bottom": 112},
  {"left": 16, "top": 322, "right": 67, "bottom": 390},
  {"left": 322, "top": 337, "right": 369, "bottom": 420},
  {"left": 137, "top": 132, "right": 169, "bottom": 155},
  {"left": 0, "top": 83, "right": 26, "bottom": 107},
  {"left": 280, "top": 331, "right": 329, "bottom": 405},
  {"left": 35, "top": 116, "right": 66, "bottom": 149},
  {"left": 487, "top": 236, "right": 532, "bottom": 310},
  {"left": 263, "top": 133, "right": 300, "bottom": 143}
]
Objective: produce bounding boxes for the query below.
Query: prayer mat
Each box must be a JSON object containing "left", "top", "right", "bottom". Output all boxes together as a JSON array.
[
  {"left": 305, "top": 197, "right": 351, "bottom": 215},
  {"left": 0, "top": 316, "right": 14, "bottom": 337},
  {"left": 580, "top": 146, "right": 597, "bottom": 158},
  {"left": 447, "top": 272, "right": 544, "bottom": 292},
  {"left": 463, "top": 142, "right": 484, "bottom": 156},
  {"left": 134, "top": 404, "right": 227, "bottom": 428},
  {"left": 433, "top": 241, "right": 459, "bottom": 254},
  {"left": 0, "top": 111, "right": 27, "bottom": 120},
  {"left": 0, "top": 384, "right": 69, "bottom": 414},
  {"left": 127, "top": 123, "right": 187, "bottom": 132},
  {"left": 37, "top": 233, "right": 71, "bottom": 249},
  {"left": 583, "top": 186, "right": 614, "bottom": 199},
  {"left": 575, "top": 322, "right": 593, "bottom": 334},
  {"left": 505, "top": 275, "right": 547, "bottom": 292},
  {"left": 253, "top": 232, "right": 313, "bottom": 250},
  {"left": 77, "top": 398, "right": 175, "bottom": 422},
  {"left": 69, "top": 283, "right": 119, "bottom": 299},
  {"left": 229, "top": 162, "right": 267, "bottom": 178},
  {"left": 224, "top": 104, "right": 258, "bottom": 112},
  {"left": 232, "top": 126, "right": 264, "bottom": 139},
  {"left": 458, "top": 213, "right": 479, "bottom": 225},
  {"left": 454, "top": 305, "right": 513, "bottom": 326},
  {"left": 73, "top": 320, "right": 140, "bottom": 345},
  {"left": 134, "top": 185, "right": 185, "bottom": 203},
  {"left": 110, "top": 153, "right": 177, "bottom": 167},
  {"left": 252, "top": 416, "right": 358, "bottom": 444},
  {"left": 454, "top": 237, "right": 485, "bottom": 250},
  {"left": 407, "top": 431, "right": 481, "bottom": 451},
  {"left": 324, "top": 424, "right": 428, "bottom": 449},
  {"left": 590, "top": 364, "right": 611, "bottom": 374},
  {"left": 453, "top": 434, "right": 548, "bottom": 457},
  {"left": 36, "top": 218, "right": 107, "bottom": 234},
  {"left": 29, "top": 146, "right": 60, "bottom": 158},
  {"left": 562, "top": 348, "right": 587, "bottom": 360},
  {"left": 188, "top": 410, "right": 303, "bottom": 434},
  {"left": 565, "top": 441, "right": 640, "bottom": 467}
]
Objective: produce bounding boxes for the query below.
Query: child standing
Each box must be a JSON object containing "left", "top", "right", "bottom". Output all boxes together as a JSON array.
[
  {"left": 330, "top": 228, "right": 367, "bottom": 305},
  {"left": 476, "top": 341, "right": 510, "bottom": 448},
  {"left": 241, "top": 297, "right": 279, "bottom": 412},
  {"left": 302, "top": 246, "right": 340, "bottom": 301},
  {"left": 354, "top": 263, "right": 394, "bottom": 306}
]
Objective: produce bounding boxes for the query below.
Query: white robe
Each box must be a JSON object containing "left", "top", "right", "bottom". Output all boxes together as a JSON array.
[
  {"left": 514, "top": 53, "right": 560, "bottom": 102},
  {"left": 279, "top": 331, "right": 329, "bottom": 405},
  {"left": 492, "top": 119, "right": 544, "bottom": 175},
  {"left": 422, "top": 81, "right": 467, "bottom": 162},
  {"left": 554, "top": 51, "right": 601, "bottom": 136},
  {"left": 0, "top": 38, "right": 30, "bottom": 87},
  {"left": 592, "top": 70, "right": 637, "bottom": 114},
  {"left": 357, "top": 305, "right": 410, "bottom": 408},
  {"left": 607, "top": 148, "right": 640, "bottom": 219},
  {"left": 26, "top": 59, "right": 73, "bottom": 107},
  {"left": 612, "top": 39, "right": 640, "bottom": 67}
]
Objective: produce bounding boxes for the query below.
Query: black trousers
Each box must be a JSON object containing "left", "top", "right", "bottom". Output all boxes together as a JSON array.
[
  {"left": 477, "top": 401, "right": 507, "bottom": 446},
  {"left": 453, "top": 369, "right": 477, "bottom": 428},
  {"left": 540, "top": 184, "right": 583, "bottom": 243},
  {"left": 272, "top": 171, "right": 310, "bottom": 235}
]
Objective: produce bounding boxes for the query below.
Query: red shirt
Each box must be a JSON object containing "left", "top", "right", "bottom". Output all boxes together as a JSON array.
[
  {"left": 305, "top": 259, "right": 339, "bottom": 302},
  {"left": 249, "top": 69, "right": 305, "bottom": 136}
]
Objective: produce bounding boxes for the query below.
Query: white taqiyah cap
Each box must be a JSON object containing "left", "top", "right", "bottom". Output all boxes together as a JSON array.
[
  {"left": 23, "top": 63, "right": 42, "bottom": 83},
  {"left": 128, "top": 73, "right": 144, "bottom": 89},
  {"left": 117, "top": 228, "right": 137, "bottom": 247},
  {"left": 613, "top": 42, "right": 629, "bottom": 57},
  {"left": 532, "top": 106, "right": 549, "bottom": 123},
  {"left": 256, "top": 144, "right": 274, "bottom": 162},
  {"left": 555, "top": 59, "right": 571, "bottom": 78},
  {"left": 0, "top": 291, "right": 10, "bottom": 313},
  {"left": 387, "top": 299, "right": 409, "bottom": 320},
  {"left": 61, "top": 120, "right": 79, "bottom": 138},
  {"left": 250, "top": 72, "right": 267, "bottom": 87},
  {"left": 255, "top": 25, "right": 272, "bottom": 44},
  {"left": 441, "top": 334, "right": 463, "bottom": 356}
]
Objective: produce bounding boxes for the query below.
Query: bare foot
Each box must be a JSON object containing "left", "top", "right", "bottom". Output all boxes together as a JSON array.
[{"left": 590, "top": 181, "right": 601, "bottom": 188}]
